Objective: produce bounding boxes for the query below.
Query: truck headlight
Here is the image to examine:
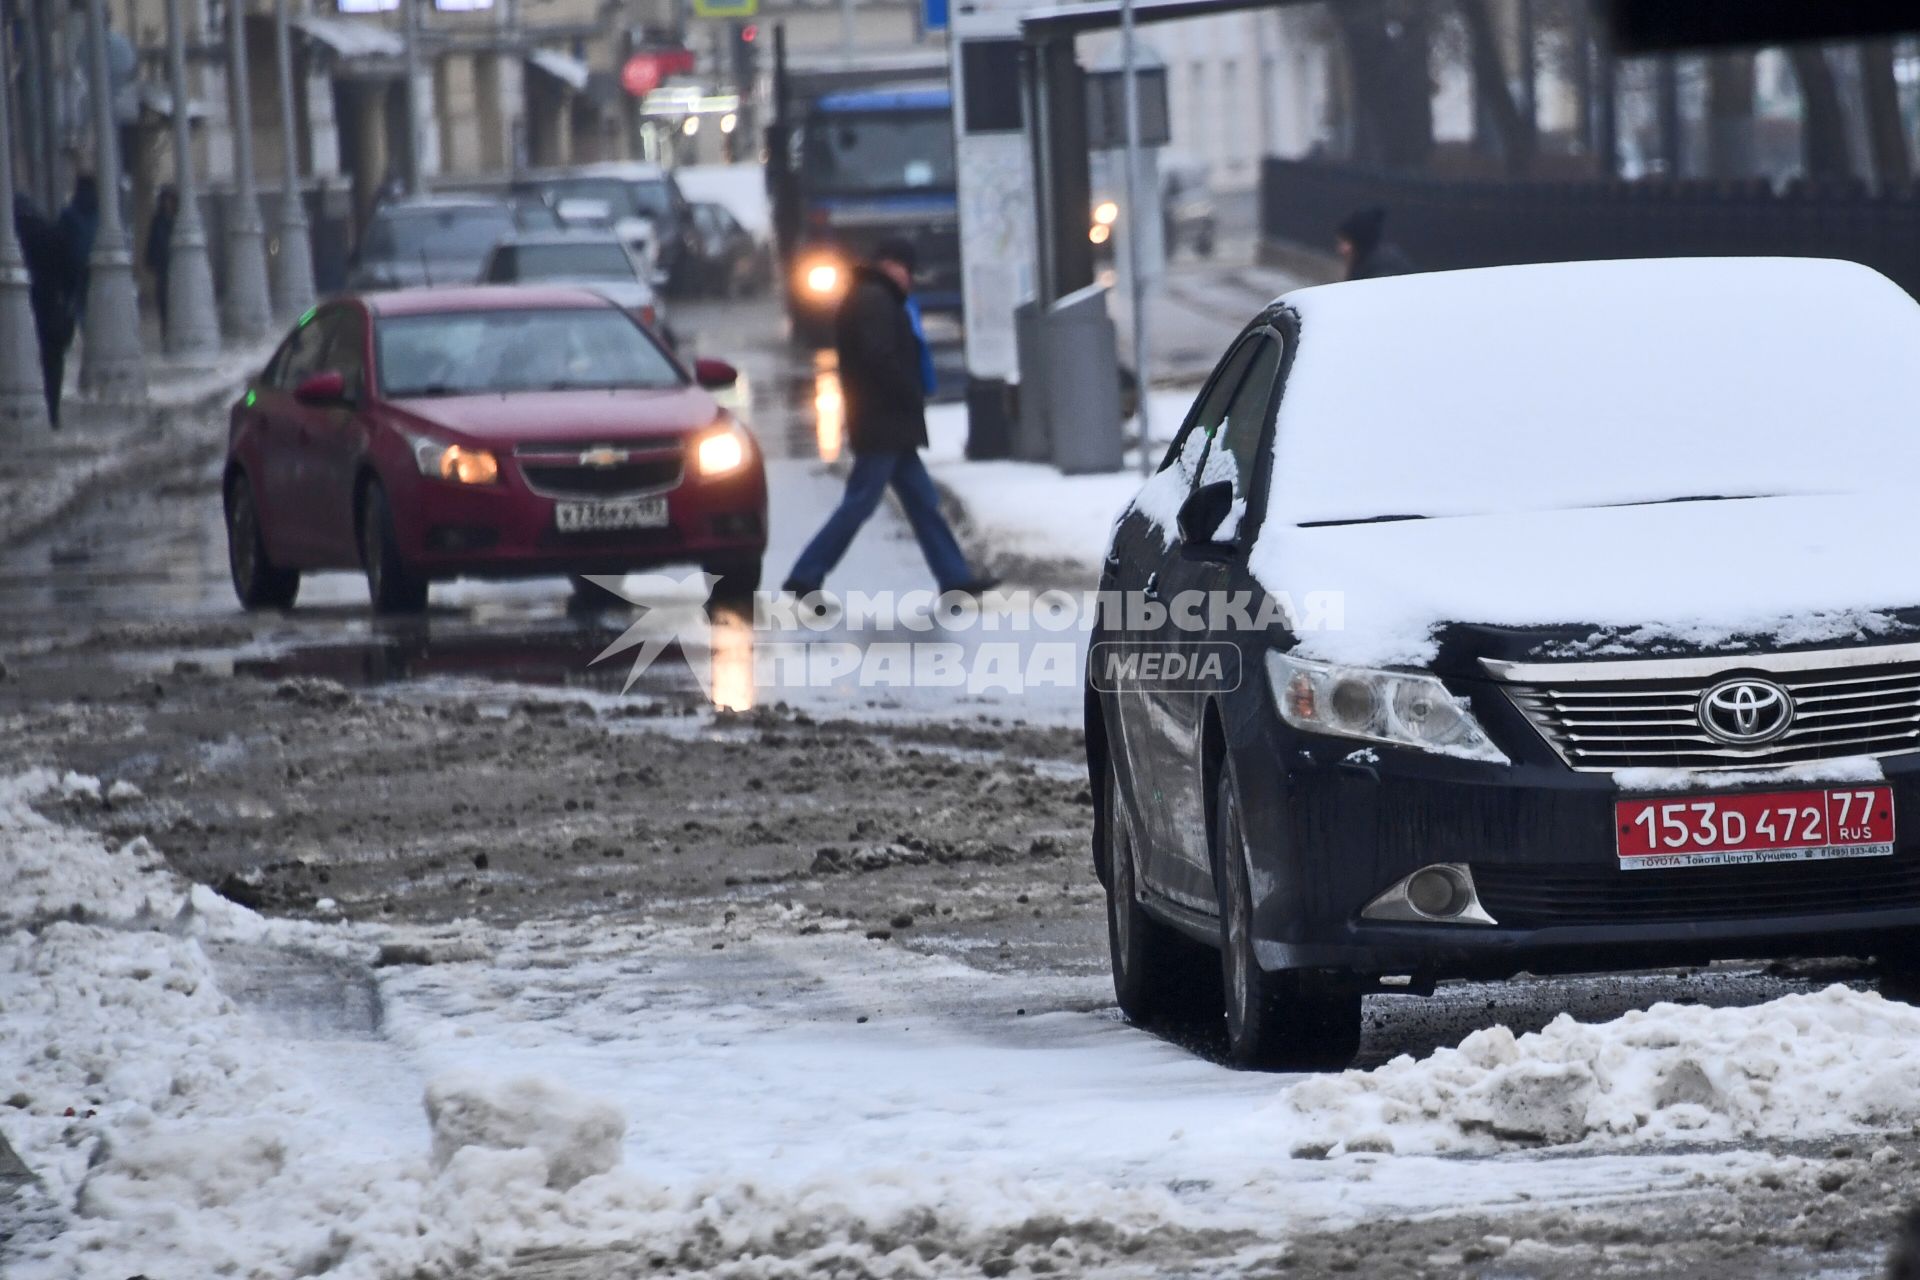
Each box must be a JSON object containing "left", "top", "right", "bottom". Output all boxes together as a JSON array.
[
  {"left": 803, "top": 261, "right": 841, "bottom": 298},
  {"left": 1266, "top": 651, "right": 1507, "bottom": 763}
]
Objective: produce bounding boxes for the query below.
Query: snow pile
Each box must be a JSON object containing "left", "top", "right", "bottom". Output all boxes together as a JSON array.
[
  {"left": 1278, "top": 986, "right": 1920, "bottom": 1156},
  {"left": 0, "top": 769, "right": 181, "bottom": 924},
  {"left": 426, "top": 1072, "right": 626, "bottom": 1189}
]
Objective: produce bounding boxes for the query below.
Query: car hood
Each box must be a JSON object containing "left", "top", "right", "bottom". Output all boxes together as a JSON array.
[
  {"left": 1254, "top": 493, "right": 1920, "bottom": 674},
  {"left": 384, "top": 385, "right": 720, "bottom": 445}
]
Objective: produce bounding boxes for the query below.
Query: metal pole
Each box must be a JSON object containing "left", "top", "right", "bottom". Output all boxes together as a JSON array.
[
  {"left": 270, "top": 0, "right": 316, "bottom": 318},
  {"left": 162, "top": 0, "right": 220, "bottom": 357},
  {"left": 401, "top": 0, "right": 424, "bottom": 194},
  {"left": 79, "top": 0, "right": 147, "bottom": 403},
  {"left": 223, "top": 0, "right": 274, "bottom": 339},
  {"left": 15, "top": 0, "right": 49, "bottom": 212},
  {"left": 0, "top": 9, "right": 50, "bottom": 431},
  {"left": 1119, "top": 0, "right": 1151, "bottom": 475}
]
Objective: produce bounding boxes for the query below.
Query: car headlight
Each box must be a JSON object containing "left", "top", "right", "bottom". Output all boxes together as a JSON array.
[
  {"left": 408, "top": 434, "right": 500, "bottom": 486},
  {"left": 803, "top": 261, "right": 841, "bottom": 298},
  {"left": 1093, "top": 200, "right": 1119, "bottom": 226},
  {"left": 1265, "top": 651, "right": 1507, "bottom": 763},
  {"left": 693, "top": 421, "right": 749, "bottom": 477}
]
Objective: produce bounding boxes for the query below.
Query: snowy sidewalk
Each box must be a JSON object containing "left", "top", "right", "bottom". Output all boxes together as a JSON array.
[
  {"left": 0, "top": 338, "right": 279, "bottom": 549},
  {"left": 925, "top": 385, "right": 1197, "bottom": 582}
]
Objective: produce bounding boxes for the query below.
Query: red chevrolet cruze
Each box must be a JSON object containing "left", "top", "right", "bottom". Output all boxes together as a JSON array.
[{"left": 223, "top": 286, "right": 766, "bottom": 614}]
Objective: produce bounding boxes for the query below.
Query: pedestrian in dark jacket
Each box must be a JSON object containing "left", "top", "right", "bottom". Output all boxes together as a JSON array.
[
  {"left": 59, "top": 175, "right": 100, "bottom": 324},
  {"left": 146, "top": 187, "right": 178, "bottom": 339},
  {"left": 783, "top": 239, "right": 995, "bottom": 597},
  {"left": 1336, "top": 206, "right": 1414, "bottom": 281},
  {"left": 13, "top": 195, "right": 81, "bottom": 429}
]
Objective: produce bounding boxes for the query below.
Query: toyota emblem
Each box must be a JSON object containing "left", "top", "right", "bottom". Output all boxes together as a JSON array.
[{"left": 1697, "top": 677, "right": 1795, "bottom": 745}]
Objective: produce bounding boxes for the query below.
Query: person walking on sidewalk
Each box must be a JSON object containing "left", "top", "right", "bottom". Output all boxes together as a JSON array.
[
  {"left": 13, "top": 196, "right": 81, "bottom": 430},
  {"left": 783, "top": 239, "right": 995, "bottom": 598}
]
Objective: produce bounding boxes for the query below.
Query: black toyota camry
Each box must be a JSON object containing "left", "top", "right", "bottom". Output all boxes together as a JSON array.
[{"left": 1089, "top": 256, "right": 1920, "bottom": 1070}]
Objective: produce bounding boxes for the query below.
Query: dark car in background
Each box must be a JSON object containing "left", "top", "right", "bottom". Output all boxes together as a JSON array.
[
  {"left": 222, "top": 286, "right": 764, "bottom": 616},
  {"left": 345, "top": 195, "right": 560, "bottom": 292},
  {"left": 686, "top": 200, "right": 769, "bottom": 298},
  {"left": 1091, "top": 256, "right": 1920, "bottom": 1072}
]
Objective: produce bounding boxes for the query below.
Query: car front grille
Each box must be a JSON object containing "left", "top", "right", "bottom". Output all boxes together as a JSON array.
[
  {"left": 515, "top": 442, "right": 684, "bottom": 500},
  {"left": 1473, "top": 855, "right": 1920, "bottom": 928},
  {"left": 1497, "top": 649, "right": 1920, "bottom": 771}
]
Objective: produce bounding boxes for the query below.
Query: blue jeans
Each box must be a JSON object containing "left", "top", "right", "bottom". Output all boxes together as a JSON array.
[{"left": 789, "top": 450, "right": 972, "bottom": 592}]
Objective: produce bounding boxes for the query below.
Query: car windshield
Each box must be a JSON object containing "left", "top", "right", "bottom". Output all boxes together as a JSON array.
[
  {"left": 802, "top": 111, "right": 955, "bottom": 194},
  {"left": 489, "top": 243, "right": 634, "bottom": 282},
  {"left": 377, "top": 308, "right": 683, "bottom": 397},
  {"left": 537, "top": 177, "right": 673, "bottom": 221},
  {"left": 363, "top": 206, "right": 517, "bottom": 262}
]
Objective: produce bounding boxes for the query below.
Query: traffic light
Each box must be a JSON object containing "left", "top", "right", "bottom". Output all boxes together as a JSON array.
[{"left": 730, "top": 20, "right": 759, "bottom": 90}]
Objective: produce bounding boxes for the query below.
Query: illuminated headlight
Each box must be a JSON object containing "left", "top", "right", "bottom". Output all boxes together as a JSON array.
[
  {"left": 1088, "top": 224, "right": 1111, "bottom": 245},
  {"left": 803, "top": 262, "right": 841, "bottom": 297},
  {"left": 1093, "top": 200, "right": 1119, "bottom": 226},
  {"left": 409, "top": 435, "right": 500, "bottom": 486},
  {"left": 1265, "top": 652, "right": 1507, "bottom": 763},
  {"left": 694, "top": 422, "right": 749, "bottom": 477}
]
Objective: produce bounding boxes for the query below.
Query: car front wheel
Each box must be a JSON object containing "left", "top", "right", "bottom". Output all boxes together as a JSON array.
[
  {"left": 360, "top": 482, "right": 429, "bottom": 615},
  {"left": 225, "top": 473, "right": 299, "bottom": 611},
  {"left": 1215, "top": 761, "right": 1362, "bottom": 1071}
]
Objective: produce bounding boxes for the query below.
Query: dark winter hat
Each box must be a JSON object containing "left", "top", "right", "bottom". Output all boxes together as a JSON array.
[
  {"left": 1337, "top": 206, "right": 1387, "bottom": 255},
  {"left": 872, "top": 237, "right": 918, "bottom": 275}
]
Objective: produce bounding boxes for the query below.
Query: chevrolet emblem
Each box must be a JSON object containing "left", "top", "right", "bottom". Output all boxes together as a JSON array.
[{"left": 579, "top": 446, "right": 629, "bottom": 469}]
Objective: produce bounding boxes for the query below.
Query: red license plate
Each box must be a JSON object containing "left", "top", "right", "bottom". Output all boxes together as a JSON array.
[{"left": 1616, "top": 786, "right": 1895, "bottom": 870}]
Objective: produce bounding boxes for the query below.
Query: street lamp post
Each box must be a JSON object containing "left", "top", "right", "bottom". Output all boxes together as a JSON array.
[
  {"left": 0, "top": 12, "right": 50, "bottom": 431},
  {"left": 270, "top": 0, "right": 317, "bottom": 318},
  {"left": 79, "top": 0, "right": 148, "bottom": 404},
  {"left": 401, "top": 0, "right": 424, "bottom": 194},
  {"left": 223, "top": 0, "right": 275, "bottom": 339},
  {"left": 162, "top": 0, "right": 222, "bottom": 357},
  {"left": 1119, "top": 0, "right": 1152, "bottom": 475}
]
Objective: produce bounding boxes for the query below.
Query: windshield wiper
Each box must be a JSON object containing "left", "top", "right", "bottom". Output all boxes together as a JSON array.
[
  {"left": 1296, "top": 513, "right": 1429, "bottom": 529},
  {"left": 397, "top": 383, "right": 471, "bottom": 398}
]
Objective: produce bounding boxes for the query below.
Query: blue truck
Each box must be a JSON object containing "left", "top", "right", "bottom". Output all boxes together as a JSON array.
[{"left": 767, "top": 51, "right": 960, "bottom": 346}]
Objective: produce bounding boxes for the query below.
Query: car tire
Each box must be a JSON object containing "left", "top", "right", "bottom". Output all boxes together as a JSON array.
[
  {"left": 705, "top": 557, "right": 762, "bottom": 603},
  {"left": 225, "top": 473, "right": 300, "bottom": 611},
  {"left": 1104, "top": 753, "right": 1198, "bottom": 1025},
  {"left": 1214, "top": 761, "right": 1362, "bottom": 1071},
  {"left": 360, "top": 482, "right": 429, "bottom": 616},
  {"left": 1879, "top": 952, "right": 1920, "bottom": 1003}
]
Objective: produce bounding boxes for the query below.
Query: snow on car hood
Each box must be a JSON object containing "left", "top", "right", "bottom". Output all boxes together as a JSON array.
[
  {"left": 1265, "top": 493, "right": 1920, "bottom": 668},
  {"left": 1247, "top": 257, "right": 1920, "bottom": 665}
]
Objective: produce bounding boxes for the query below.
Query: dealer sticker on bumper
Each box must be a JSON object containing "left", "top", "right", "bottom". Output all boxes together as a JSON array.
[{"left": 1615, "top": 785, "right": 1895, "bottom": 870}]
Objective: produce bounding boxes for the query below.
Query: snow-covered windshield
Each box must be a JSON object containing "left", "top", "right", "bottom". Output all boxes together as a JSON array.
[
  {"left": 377, "top": 308, "right": 681, "bottom": 397},
  {"left": 1268, "top": 258, "right": 1920, "bottom": 527}
]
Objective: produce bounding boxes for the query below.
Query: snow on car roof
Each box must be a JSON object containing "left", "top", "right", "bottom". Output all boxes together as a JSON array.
[{"left": 1267, "top": 256, "right": 1920, "bottom": 527}]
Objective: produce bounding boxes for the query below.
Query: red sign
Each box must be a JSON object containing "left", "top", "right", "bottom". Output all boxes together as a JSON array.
[
  {"left": 621, "top": 49, "right": 697, "bottom": 98},
  {"left": 1615, "top": 785, "right": 1895, "bottom": 870}
]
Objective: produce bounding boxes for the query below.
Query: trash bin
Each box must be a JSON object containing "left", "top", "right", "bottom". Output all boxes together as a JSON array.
[
  {"left": 1012, "top": 298, "right": 1050, "bottom": 462},
  {"left": 1044, "top": 283, "right": 1125, "bottom": 475}
]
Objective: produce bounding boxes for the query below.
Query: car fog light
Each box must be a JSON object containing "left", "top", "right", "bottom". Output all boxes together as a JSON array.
[
  {"left": 1361, "top": 863, "right": 1496, "bottom": 926},
  {"left": 1406, "top": 866, "right": 1469, "bottom": 918}
]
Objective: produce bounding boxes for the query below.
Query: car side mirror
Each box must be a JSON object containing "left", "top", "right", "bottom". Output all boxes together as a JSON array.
[
  {"left": 1177, "top": 479, "right": 1237, "bottom": 549},
  {"left": 694, "top": 357, "right": 738, "bottom": 390},
  {"left": 293, "top": 369, "right": 348, "bottom": 405}
]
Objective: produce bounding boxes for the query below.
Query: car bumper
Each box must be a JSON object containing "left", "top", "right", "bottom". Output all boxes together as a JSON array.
[
  {"left": 384, "top": 460, "right": 767, "bottom": 579},
  {"left": 1230, "top": 716, "right": 1920, "bottom": 980}
]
